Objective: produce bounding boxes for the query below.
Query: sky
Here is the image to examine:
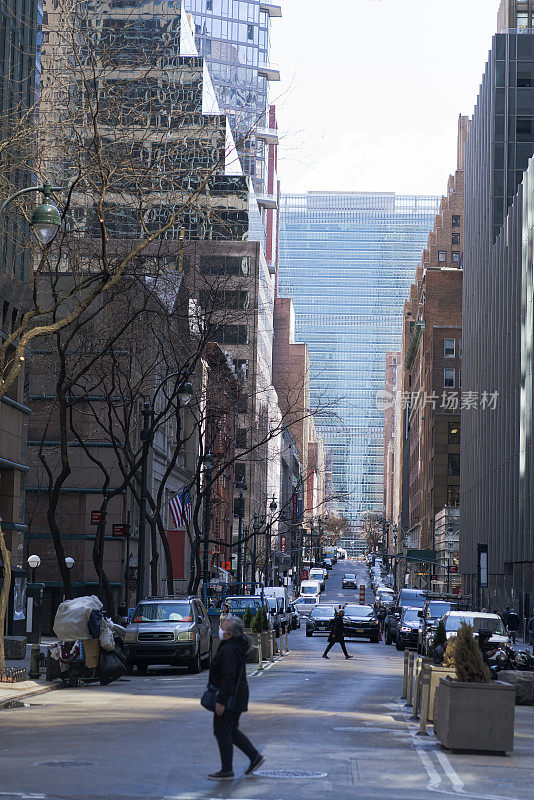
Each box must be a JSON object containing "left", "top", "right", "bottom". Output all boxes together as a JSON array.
[{"left": 270, "top": 0, "right": 501, "bottom": 196}]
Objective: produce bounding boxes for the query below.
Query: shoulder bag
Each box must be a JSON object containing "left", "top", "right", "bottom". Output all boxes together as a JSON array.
[{"left": 201, "top": 659, "right": 245, "bottom": 713}]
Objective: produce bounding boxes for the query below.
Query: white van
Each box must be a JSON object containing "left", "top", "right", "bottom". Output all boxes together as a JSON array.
[
  {"left": 255, "top": 586, "right": 291, "bottom": 630},
  {"left": 309, "top": 568, "right": 326, "bottom": 591},
  {"left": 299, "top": 579, "right": 322, "bottom": 599}
]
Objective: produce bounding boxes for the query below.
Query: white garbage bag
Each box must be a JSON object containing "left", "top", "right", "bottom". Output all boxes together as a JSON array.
[
  {"left": 99, "top": 618, "right": 116, "bottom": 652},
  {"left": 53, "top": 595, "right": 103, "bottom": 641}
]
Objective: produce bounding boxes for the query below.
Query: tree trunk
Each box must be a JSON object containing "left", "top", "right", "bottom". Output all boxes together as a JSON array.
[
  {"left": 149, "top": 517, "right": 159, "bottom": 595},
  {"left": 0, "top": 524, "right": 11, "bottom": 676}
]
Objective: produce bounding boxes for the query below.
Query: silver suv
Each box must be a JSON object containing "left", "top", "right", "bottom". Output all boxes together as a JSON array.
[{"left": 125, "top": 596, "right": 212, "bottom": 674}]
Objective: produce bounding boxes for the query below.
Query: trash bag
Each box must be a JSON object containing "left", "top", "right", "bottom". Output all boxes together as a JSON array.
[
  {"left": 88, "top": 609, "right": 103, "bottom": 639},
  {"left": 99, "top": 618, "right": 116, "bottom": 652},
  {"left": 53, "top": 595, "right": 103, "bottom": 641},
  {"left": 99, "top": 647, "right": 127, "bottom": 685}
]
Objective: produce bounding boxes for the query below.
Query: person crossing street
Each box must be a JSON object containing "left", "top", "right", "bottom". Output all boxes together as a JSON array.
[{"left": 322, "top": 608, "right": 353, "bottom": 660}]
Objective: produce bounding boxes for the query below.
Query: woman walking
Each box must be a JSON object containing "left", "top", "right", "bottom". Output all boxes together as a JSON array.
[{"left": 208, "top": 615, "right": 264, "bottom": 781}]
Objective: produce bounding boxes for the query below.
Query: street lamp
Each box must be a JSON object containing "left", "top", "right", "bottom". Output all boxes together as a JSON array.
[
  {"left": 267, "top": 496, "right": 277, "bottom": 584},
  {"left": 136, "top": 370, "right": 193, "bottom": 606},
  {"left": 0, "top": 182, "right": 63, "bottom": 245},
  {"left": 65, "top": 557, "right": 75, "bottom": 570},
  {"left": 202, "top": 451, "right": 215, "bottom": 602},
  {"left": 27, "top": 554, "right": 41, "bottom": 584},
  {"left": 235, "top": 474, "right": 247, "bottom": 593}
]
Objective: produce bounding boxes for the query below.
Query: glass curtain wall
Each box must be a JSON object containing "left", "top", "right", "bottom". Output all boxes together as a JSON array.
[{"left": 279, "top": 192, "right": 440, "bottom": 532}]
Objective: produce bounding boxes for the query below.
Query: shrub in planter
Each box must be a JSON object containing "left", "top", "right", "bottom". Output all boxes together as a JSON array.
[
  {"left": 251, "top": 610, "right": 263, "bottom": 634},
  {"left": 243, "top": 607, "right": 253, "bottom": 630},
  {"left": 433, "top": 623, "right": 515, "bottom": 753},
  {"left": 260, "top": 606, "right": 269, "bottom": 632}
]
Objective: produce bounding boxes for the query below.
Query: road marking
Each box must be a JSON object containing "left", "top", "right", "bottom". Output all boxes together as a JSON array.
[
  {"left": 413, "top": 741, "right": 442, "bottom": 790},
  {"left": 436, "top": 751, "right": 464, "bottom": 793}
]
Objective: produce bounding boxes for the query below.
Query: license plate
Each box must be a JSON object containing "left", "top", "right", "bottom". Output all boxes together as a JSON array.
[{"left": 355, "top": 629, "right": 364, "bottom": 634}]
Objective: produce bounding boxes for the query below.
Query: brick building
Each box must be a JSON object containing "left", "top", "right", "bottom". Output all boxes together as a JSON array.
[{"left": 393, "top": 116, "right": 467, "bottom": 588}]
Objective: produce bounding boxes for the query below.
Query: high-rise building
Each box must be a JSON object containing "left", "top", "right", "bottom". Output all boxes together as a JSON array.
[
  {"left": 498, "top": 0, "right": 534, "bottom": 32},
  {"left": 462, "top": 25, "right": 534, "bottom": 611},
  {"left": 184, "top": 0, "right": 281, "bottom": 195},
  {"left": 279, "top": 192, "right": 440, "bottom": 537}
]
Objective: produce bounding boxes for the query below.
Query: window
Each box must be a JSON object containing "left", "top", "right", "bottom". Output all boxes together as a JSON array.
[
  {"left": 234, "top": 462, "right": 246, "bottom": 483},
  {"left": 447, "top": 485, "right": 460, "bottom": 507},
  {"left": 452, "top": 215, "right": 461, "bottom": 227},
  {"left": 247, "top": 24, "right": 254, "bottom": 41},
  {"left": 452, "top": 251, "right": 461, "bottom": 263},
  {"left": 438, "top": 251, "right": 447, "bottom": 263},
  {"left": 448, "top": 422, "right": 460, "bottom": 445},
  {"left": 459, "top": 368, "right": 462, "bottom": 388},
  {"left": 517, "top": 12, "right": 529, "bottom": 32},
  {"left": 452, "top": 233, "right": 460, "bottom": 245},
  {"left": 212, "top": 325, "right": 249, "bottom": 345},
  {"left": 448, "top": 454, "right": 461, "bottom": 476},
  {"left": 444, "top": 339, "right": 456, "bottom": 358},
  {"left": 459, "top": 339, "right": 462, "bottom": 358},
  {"left": 236, "top": 429, "right": 247, "bottom": 448},
  {"left": 206, "top": 0, "right": 212, "bottom": 8},
  {"left": 444, "top": 368, "right": 455, "bottom": 388}
]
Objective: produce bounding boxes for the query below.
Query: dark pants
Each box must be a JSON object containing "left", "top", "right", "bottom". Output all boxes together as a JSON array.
[
  {"left": 323, "top": 637, "right": 349, "bottom": 657},
  {"left": 213, "top": 709, "right": 258, "bottom": 772}
]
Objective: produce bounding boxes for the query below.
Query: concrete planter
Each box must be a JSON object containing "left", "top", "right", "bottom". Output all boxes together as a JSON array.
[
  {"left": 260, "top": 631, "right": 272, "bottom": 659},
  {"left": 434, "top": 678, "right": 516, "bottom": 753},
  {"left": 427, "top": 665, "right": 457, "bottom": 722}
]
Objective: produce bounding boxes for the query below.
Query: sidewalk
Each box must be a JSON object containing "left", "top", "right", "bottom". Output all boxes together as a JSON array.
[{"left": 1, "top": 638, "right": 59, "bottom": 709}]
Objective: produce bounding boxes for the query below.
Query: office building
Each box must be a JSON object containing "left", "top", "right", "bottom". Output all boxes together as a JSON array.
[
  {"left": 462, "top": 25, "right": 534, "bottom": 613},
  {"left": 279, "top": 192, "right": 440, "bottom": 540}
]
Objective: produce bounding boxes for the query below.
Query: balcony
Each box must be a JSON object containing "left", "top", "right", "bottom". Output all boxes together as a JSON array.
[
  {"left": 255, "top": 126, "right": 279, "bottom": 145},
  {"left": 260, "top": 2, "right": 282, "bottom": 17},
  {"left": 256, "top": 191, "right": 277, "bottom": 209},
  {"left": 258, "top": 63, "right": 281, "bottom": 82}
]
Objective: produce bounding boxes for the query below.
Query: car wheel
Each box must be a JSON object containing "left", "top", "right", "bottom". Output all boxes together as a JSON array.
[
  {"left": 125, "top": 661, "right": 135, "bottom": 675},
  {"left": 306, "top": 630, "right": 313, "bottom": 637},
  {"left": 395, "top": 640, "right": 404, "bottom": 651},
  {"left": 188, "top": 649, "right": 202, "bottom": 674},
  {"left": 136, "top": 663, "right": 148, "bottom": 675},
  {"left": 385, "top": 630, "right": 392, "bottom": 646}
]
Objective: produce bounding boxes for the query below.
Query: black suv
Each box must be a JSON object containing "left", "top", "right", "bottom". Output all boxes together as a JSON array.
[
  {"left": 417, "top": 598, "right": 460, "bottom": 654},
  {"left": 125, "top": 596, "right": 212, "bottom": 674}
]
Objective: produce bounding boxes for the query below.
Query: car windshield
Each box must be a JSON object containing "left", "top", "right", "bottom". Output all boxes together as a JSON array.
[
  {"left": 399, "top": 590, "right": 426, "bottom": 608},
  {"left": 402, "top": 609, "right": 421, "bottom": 622},
  {"left": 227, "top": 598, "right": 262, "bottom": 613},
  {"left": 311, "top": 606, "right": 336, "bottom": 619},
  {"left": 299, "top": 597, "right": 316, "bottom": 604},
  {"left": 344, "top": 605, "right": 374, "bottom": 618},
  {"left": 266, "top": 599, "right": 278, "bottom": 610},
  {"left": 301, "top": 585, "right": 318, "bottom": 594},
  {"left": 134, "top": 602, "right": 191, "bottom": 622},
  {"left": 444, "top": 615, "right": 506, "bottom": 635},
  {"left": 344, "top": 574, "right": 356, "bottom": 580},
  {"left": 310, "top": 571, "right": 323, "bottom": 577},
  {"left": 428, "top": 602, "right": 452, "bottom": 619}
]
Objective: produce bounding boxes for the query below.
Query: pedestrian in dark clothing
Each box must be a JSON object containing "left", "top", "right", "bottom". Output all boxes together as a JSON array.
[
  {"left": 527, "top": 613, "right": 534, "bottom": 655},
  {"left": 501, "top": 606, "right": 510, "bottom": 629},
  {"left": 322, "top": 608, "right": 353, "bottom": 660},
  {"left": 207, "top": 615, "right": 264, "bottom": 781},
  {"left": 508, "top": 609, "right": 520, "bottom": 644}
]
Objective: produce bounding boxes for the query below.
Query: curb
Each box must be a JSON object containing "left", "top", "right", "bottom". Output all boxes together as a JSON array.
[{"left": 0, "top": 681, "right": 63, "bottom": 709}]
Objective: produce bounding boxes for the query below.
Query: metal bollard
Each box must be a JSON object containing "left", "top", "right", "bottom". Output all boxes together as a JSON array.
[
  {"left": 257, "top": 634, "right": 263, "bottom": 671},
  {"left": 285, "top": 626, "right": 289, "bottom": 653},
  {"left": 416, "top": 670, "right": 431, "bottom": 736},
  {"left": 412, "top": 657, "right": 423, "bottom": 719},
  {"left": 270, "top": 630, "right": 275, "bottom": 661},
  {"left": 401, "top": 649, "right": 410, "bottom": 698},
  {"left": 405, "top": 651, "right": 415, "bottom": 707},
  {"left": 28, "top": 644, "right": 41, "bottom": 680}
]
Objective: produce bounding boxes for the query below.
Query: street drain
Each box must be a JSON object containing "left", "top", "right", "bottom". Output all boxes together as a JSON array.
[
  {"left": 255, "top": 770, "right": 327, "bottom": 779},
  {"left": 36, "top": 761, "right": 95, "bottom": 768}
]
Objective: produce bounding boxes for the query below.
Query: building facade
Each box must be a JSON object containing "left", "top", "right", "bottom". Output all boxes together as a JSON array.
[
  {"left": 279, "top": 192, "right": 440, "bottom": 541},
  {"left": 383, "top": 351, "right": 399, "bottom": 526},
  {"left": 462, "top": 27, "right": 534, "bottom": 615}
]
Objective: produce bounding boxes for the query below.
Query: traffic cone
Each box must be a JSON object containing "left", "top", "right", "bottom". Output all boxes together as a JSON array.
[{"left": 379, "top": 628, "right": 382, "bottom": 641}]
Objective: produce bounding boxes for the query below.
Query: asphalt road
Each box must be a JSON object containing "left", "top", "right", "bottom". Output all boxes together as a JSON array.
[{"left": 1, "top": 560, "right": 534, "bottom": 800}]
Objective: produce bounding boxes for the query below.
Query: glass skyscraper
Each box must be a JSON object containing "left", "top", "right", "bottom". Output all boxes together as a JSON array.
[{"left": 278, "top": 192, "right": 440, "bottom": 531}]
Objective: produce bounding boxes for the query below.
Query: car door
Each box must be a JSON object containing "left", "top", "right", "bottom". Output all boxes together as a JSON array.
[{"left": 195, "top": 601, "right": 210, "bottom": 656}]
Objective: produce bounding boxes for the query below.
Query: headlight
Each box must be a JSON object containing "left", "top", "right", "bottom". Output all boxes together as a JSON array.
[
  {"left": 400, "top": 626, "right": 411, "bottom": 633},
  {"left": 176, "top": 630, "right": 196, "bottom": 641},
  {"left": 124, "top": 630, "right": 136, "bottom": 643}
]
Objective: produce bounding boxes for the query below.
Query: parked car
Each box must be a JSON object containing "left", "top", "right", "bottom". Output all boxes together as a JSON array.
[
  {"left": 441, "top": 611, "right": 508, "bottom": 645},
  {"left": 125, "top": 596, "right": 212, "bottom": 674},
  {"left": 396, "top": 607, "right": 423, "bottom": 650},
  {"left": 306, "top": 604, "right": 337, "bottom": 637},
  {"left": 397, "top": 588, "right": 427, "bottom": 609},
  {"left": 342, "top": 573, "right": 358, "bottom": 589},
  {"left": 309, "top": 568, "right": 326, "bottom": 591},
  {"left": 323, "top": 558, "right": 333, "bottom": 570},
  {"left": 343, "top": 604, "right": 380, "bottom": 642},
  {"left": 299, "top": 579, "right": 322, "bottom": 598},
  {"left": 295, "top": 595, "right": 320, "bottom": 615},
  {"left": 265, "top": 597, "right": 283, "bottom": 636},
  {"left": 417, "top": 599, "right": 459, "bottom": 654},
  {"left": 225, "top": 595, "right": 267, "bottom": 621},
  {"left": 384, "top": 606, "right": 401, "bottom": 645}
]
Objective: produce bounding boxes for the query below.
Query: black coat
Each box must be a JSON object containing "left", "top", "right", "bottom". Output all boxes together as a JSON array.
[
  {"left": 208, "top": 635, "right": 249, "bottom": 713},
  {"left": 330, "top": 614, "right": 345, "bottom": 642}
]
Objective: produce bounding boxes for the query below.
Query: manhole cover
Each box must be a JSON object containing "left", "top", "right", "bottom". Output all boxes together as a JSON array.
[
  {"left": 256, "top": 769, "right": 327, "bottom": 779},
  {"left": 36, "top": 761, "right": 95, "bottom": 768}
]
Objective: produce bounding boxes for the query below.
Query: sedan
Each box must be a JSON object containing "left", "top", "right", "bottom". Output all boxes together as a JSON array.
[
  {"left": 396, "top": 607, "right": 423, "bottom": 650},
  {"left": 343, "top": 604, "right": 380, "bottom": 642},
  {"left": 306, "top": 604, "right": 337, "bottom": 637},
  {"left": 342, "top": 573, "right": 358, "bottom": 589},
  {"left": 295, "top": 595, "right": 320, "bottom": 615}
]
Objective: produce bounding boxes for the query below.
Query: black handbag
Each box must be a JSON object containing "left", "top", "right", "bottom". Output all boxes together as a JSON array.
[{"left": 201, "top": 661, "right": 245, "bottom": 712}]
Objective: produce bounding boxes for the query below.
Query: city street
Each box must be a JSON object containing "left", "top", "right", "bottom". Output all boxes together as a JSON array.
[{"left": 1, "top": 561, "right": 533, "bottom": 800}]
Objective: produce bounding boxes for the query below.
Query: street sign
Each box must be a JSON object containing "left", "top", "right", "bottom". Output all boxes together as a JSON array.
[
  {"left": 281, "top": 536, "right": 286, "bottom": 552},
  {"left": 112, "top": 524, "right": 126, "bottom": 537},
  {"left": 221, "top": 561, "right": 231, "bottom": 571},
  {"left": 91, "top": 511, "right": 102, "bottom": 525},
  {"left": 359, "top": 584, "right": 366, "bottom": 603}
]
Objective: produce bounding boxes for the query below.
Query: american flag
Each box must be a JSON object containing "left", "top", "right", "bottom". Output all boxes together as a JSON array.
[{"left": 169, "top": 488, "right": 192, "bottom": 529}]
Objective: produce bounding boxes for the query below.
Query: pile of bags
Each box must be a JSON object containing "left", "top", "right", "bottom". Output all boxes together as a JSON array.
[{"left": 52, "top": 595, "right": 126, "bottom": 681}]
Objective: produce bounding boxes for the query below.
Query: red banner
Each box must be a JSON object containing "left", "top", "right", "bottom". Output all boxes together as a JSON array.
[
  {"left": 281, "top": 536, "right": 286, "bottom": 552},
  {"left": 167, "top": 530, "right": 185, "bottom": 579}
]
